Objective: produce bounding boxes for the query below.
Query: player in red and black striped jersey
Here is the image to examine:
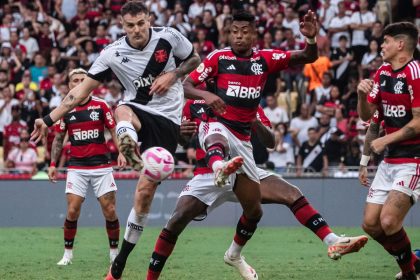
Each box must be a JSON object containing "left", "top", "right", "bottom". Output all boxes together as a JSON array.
[
  {"left": 357, "top": 22, "right": 420, "bottom": 280},
  {"left": 146, "top": 100, "right": 368, "bottom": 280},
  {"left": 48, "top": 69, "right": 127, "bottom": 266},
  {"left": 179, "top": 9, "right": 320, "bottom": 279}
]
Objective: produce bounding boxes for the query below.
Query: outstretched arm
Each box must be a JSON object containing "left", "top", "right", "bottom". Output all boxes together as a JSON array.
[{"left": 288, "top": 10, "right": 319, "bottom": 66}]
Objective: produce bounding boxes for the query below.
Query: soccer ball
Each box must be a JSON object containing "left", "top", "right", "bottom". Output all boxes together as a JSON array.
[{"left": 141, "top": 147, "right": 175, "bottom": 182}]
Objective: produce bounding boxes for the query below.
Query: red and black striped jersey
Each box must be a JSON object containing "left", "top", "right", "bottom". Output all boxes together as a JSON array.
[
  {"left": 182, "top": 99, "right": 271, "bottom": 175},
  {"left": 56, "top": 96, "right": 116, "bottom": 169},
  {"left": 189, "top": 47, "right": 290, "bottom": 141},
  {"left": 367, "top": 60, "right": 420, "bottom": 163}
]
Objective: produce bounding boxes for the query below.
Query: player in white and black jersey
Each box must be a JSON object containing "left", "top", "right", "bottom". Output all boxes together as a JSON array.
[{"left": 30, "top": 2, "right": 200, "bottom": 279}]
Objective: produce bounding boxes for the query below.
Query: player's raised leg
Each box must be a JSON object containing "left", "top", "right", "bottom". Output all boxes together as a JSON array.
[
  {"left": 57, "top": 193, "right": 84, "bottom": 265},
  {"left": 147, "top": 195, "right": 208, "bottom": 279},
  {"left": 225, "top": 174, "right": 262, "bottom": 280},
  {"left": 115, "top": 105, "right": 143, "bottom": 171},
  {"left": 98, "top": 191, "right": 120, "bottom": 263}
]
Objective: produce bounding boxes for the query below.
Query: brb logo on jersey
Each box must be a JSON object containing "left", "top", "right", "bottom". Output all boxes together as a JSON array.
[
  {"left": 383, "top": 104, "right": 406, "bottom": 117},
  {"left": 133, "top": 74, "right": 156, "bottom": 89},
  {"left": 73, "top": 129, "right": 99, "bottom": 140},
  {"left": 226, "top": 84, "right": 261, "bottom": 99}
]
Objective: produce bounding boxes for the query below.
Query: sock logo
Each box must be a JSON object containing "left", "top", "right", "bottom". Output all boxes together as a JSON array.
[
  {"left": 240, "top": 229, "right": 254, "bottom": 237},
  {"left": 127, "top": 222, "right": 143, "bottom": 232},
  {"left": 117, "top": 127, "right": 127, "bottom": 136},
  {"left": 312, "top": 217, "right": 325, "bottom": 226},
  {"left": 150, "top": 258, "right": 160, "bottom": 266}
]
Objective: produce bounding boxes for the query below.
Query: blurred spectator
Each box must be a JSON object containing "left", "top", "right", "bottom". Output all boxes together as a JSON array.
[
  {"left": 289, "top": 103, "right": 318, "bottom": 149},
  {"left": 55, "top": 0, "right": 78, "bottom": 22},
  {"left": 283, "top": 7, "right": 301, "bottom": 42},
  {"left": 264, "top": 95, "right": 288, "bottom": 127},
  {"left": 0, "top": 12, "right": 13, "bottom": 43},
  {"left": 108, "top": 16, "right": 124, "bottom": 41},
  {"left": 169, "top": 11, "right": 192, "bottom": 37},
  {"left": 188, "top": 0, "right": 216, "bottom": 20},
  {"left": 361, "top": 39, "right": 379, "bottom": 78},
  {"left": 268, "top": 123, "right": 295, "bottom": 172},
  {"left": 3, "top": 104, "right": 27, "bottom": 160},
  {"left": 146, "top": 0, "right": 168, "bottom": 26},
  {"left": 5, "top": 130, "right": 37, "bottom": 175},
  {"left": 104, "top": 80, "right": 122, "bottom": 110},
  {"left": 330, "top": 35, "right": 353, "bottom": 94},
  {"left": 195, "top": 29, "right": 215, "bottom": 59},
  {"left": 50, "top": 47, "right": 67, "bottom": 73},
  {"left": 39, "top": 65, "right": 57, "bottom": 95},
  {"left": 328, "top": 1, "right": 351, "bottom": 49},
  {"left": 342, "top": 140, "right": 362, "bottom": 169},
  {"left": 215, "top": 4, "right": 231, "bottom": 34},
  {"left": 318, "top": 0, "right": 338, "bottom": 35},
  {"left": 70, "top": 1, "right": 93, "bottom": 30},
  {"left": 34, "top": 21, "right": 56, "bottom": 55},
  {"left": 19, "top": 27, "right": 39, "bottom": 60},
  {"left": 370, "top": 20, "right": 384, "bottom": 47},
  {"left": 296, "top": 127, "right": 327, "bottom": 176},
  {"left": 94, "top": 24, "right": 111, "bottom": 51},
  {"left": 303, "top": 48, "right": 332, "bottom": 92},
  {"left": 0, "top": 69, "right": 14, "bottom": 94},
  {"left": 21, "top": 88, "right": 43, "bottom": 133},
  {"left": 349, "top": 0, "right": 375, "bottom": 77},
  {"left": 15, "top": 70, "right": 38, "bottom": 99},
  {"left": 200, "top": 10, "right": 219, "bottom": 47},
  {"left": 9, "top": 31, "right": 27, "bottom": 56},
  {"left": 323, "top": 127, "right": 345, "bottom": 167},
  {"left": 311, "top": 72, "right": 333, "bottom": 118},
  {"left": 29, "top": 53, "right": 48, "bottom": 85},
  {"left": 280, "top": 28, "right": 305, "bottom": 91},
  {"left": 341, "top": 75, "right": 358, "bottom": 117},
  {"left": 84, "top": 40, "right": 99, "bottom": 63},
  {"left": 44, "top": 73, "right": 63, "bottom": 106},
  {"left": 318, "top": 113, "right": 336, "bottom": 144},
  {"left": 0, "top": 86, "right": 19, "bottom": 144}
]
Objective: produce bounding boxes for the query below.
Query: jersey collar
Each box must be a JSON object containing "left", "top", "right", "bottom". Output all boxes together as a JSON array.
[
  {"left": 230, "top": 47, "right": 254, "bottom": 59},
  {"left": 125, "top": 28, "right": 152, "bottom": 51},
  {"left": 391, "top": 58, "right": 414, "bottom": 73}
]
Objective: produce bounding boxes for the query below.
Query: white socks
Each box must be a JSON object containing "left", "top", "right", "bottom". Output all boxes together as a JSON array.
[
  {"left": 63, "top": 248, "right": 73, "bottom": 259},
  {"left": 116, "top": 121, "right": 138, "bottom": 142},
  {"left": 124, "top": 208, "right": 148, "bottom": 244},
  {"left": 323, "top": 233, "right": 340, "bottom": 246},
  {"left": 227, "top": 240, "right": 243, "bottom": 259}
]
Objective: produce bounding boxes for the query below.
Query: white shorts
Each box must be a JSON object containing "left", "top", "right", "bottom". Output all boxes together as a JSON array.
[
  {"left": 198, "top": 122, "right": 259, "bottom": 183},
  {"left": 367, "top": 162, "right": 420, "bottom": 204},
  {"left": 179, "top": 168, "right": 277, "bottom": 215},
  {"left": 66, "top": 167, "right": 117, "bottom": 198}
]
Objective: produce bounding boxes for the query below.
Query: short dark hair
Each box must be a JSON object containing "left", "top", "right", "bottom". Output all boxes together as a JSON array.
[
  {"left": 233, "top": 10, "right": 255, "bottom": 25},
  {"left": 121, "top": 1, "right": 149, "bottom": 17},
  {"left": 308, "top": 127, "right": 317, "bottom": 133},
  {"left": 383, "top": 21, "right": 418, "bottom": 52},
  {"left": 338, "top": 35, "right": 348, "bottom": 41}
]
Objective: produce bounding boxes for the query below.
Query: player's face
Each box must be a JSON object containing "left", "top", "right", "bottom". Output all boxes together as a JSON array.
[
  {"left": 230, "top": 21, "right": 255, "bottom": 55},
  {"left": 69, "top": 74, "right": 86, "bottom": 90},
  {"left": 122, "top": 13, "right": 151, "bottom": 49},
  {"left": 381, "top": 35, "right": 399, "bottom": 63}
]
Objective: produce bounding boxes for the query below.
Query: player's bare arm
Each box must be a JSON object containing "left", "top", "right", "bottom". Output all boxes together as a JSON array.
[
  {"left": 252, "top": 120, "right": 275, "bottom": 149},
  {"left": 149, "top": 51, "right": 201, "bottom": 95},
  {"left": 109, "top": 128, "right": 127, "bottom": 168},
  {"left": 289, "top": 10, "right": 318, "bottom": 66},
  {"left": 371, "top": 107, "right": 420, "bottom": 154},
  {"left": 31, "top": 77, "right": 100, "bottom": 143},
  {"left": 48, "top": 130, "right": 66, "bottom": 183},
  {"left": 183, "top": 77, "right": 227, "bottom": 115},
  {"left": 357, "top": 79, "right": 377, "bottom": 121},
  {"left": 359, "top": 121, "right": 380, "bottom": 187}
]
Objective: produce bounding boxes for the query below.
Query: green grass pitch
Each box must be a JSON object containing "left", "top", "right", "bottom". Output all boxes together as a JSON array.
[{"left": 0, "top": 227, "right": 418, "bottom": 279}]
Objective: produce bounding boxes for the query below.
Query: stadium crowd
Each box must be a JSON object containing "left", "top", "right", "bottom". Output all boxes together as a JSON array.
[{"left": 0, "top": 0, "right": 418, "bottom": 177}]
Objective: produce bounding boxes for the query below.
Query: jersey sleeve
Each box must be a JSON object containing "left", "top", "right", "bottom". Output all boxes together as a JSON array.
[
  {"left": 55, "top": 118, "right": 66, "bottom": 133},
  {"left": 102, "top": 101, "right": 116, "bottom": 129},
  {"left": 407, "top": 61, "right": 420, "bottom": 108},
  {"left": 256, "top": 105, "right": 272, "bottom": 128},
  {"left": 165, "top": 27, "right": 194, "bottom": 61},
  {"left": 367, "top": 69, "right": 381, "bottom": 105},
  {"left": 370, "top": 109, "right": 381, "bottom": 124},
  {"left": 189, "top": 52, "right": 218, "bottom": 84},
  {"left": 264, "top": 49, "right": 291, "bottom": 73},
  {"left": 182, "top": 100, "right": 193, "bottom": 120},
  {"left": 88, "top": 48, "right": 112, "bottom": 82}
]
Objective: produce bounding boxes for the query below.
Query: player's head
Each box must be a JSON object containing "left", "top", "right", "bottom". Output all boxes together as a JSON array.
[
  {"left": 230, "top": 10, "right": 256, "bottom": 55},
  {"left": 68, "top": 68, "right": 87, "bottom": 90},
  {"left": 121, "top": 1, "right": 150, "bottom": 48},
  {"left": 381, "top": 22, "right": 418, "bottom": 63}
]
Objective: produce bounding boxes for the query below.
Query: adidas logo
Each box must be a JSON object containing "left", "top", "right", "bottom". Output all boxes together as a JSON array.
[
  {"left": 227, "top": 64, "right": 236, "bottom": 70},
  {"left": 197, "top": 108, "right": 205, "bottom": 114},
  {"left": 70, "top": 116, "right": 76, "bottom": 121},
  {"left": 397, "top": 181, "right": 404, "bottom": 187}
]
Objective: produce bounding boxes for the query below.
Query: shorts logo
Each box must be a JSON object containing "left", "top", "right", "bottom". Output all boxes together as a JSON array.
[
  {"left": 67, "top": 182, "right": 73, "bottom": 189},
  {"left": 110, "top": 182, "right": 116, "bottom": 188},
  {"left": 396, "top": 181, "right": 405, "bottom": 187},
  {"left": 182, "top": 185, "right": 191, "bottom": 192}
]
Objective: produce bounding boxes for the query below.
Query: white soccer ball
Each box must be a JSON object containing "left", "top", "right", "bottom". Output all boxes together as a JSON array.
[{"left": 141, "top": 147, "right": 175, "bottom": 182}]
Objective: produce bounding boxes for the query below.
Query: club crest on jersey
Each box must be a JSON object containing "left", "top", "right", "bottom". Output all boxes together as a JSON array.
[
  {"left": 90, "top": 111, "right": 100, "bottom": 121},
  {"left": 394, "top": 81, "right": 404, "bottom": 94},
  {"left": 155, "top": 49, "right": 168, "bottom": 63},
  {"left": 251, "top": 63, "right": 263, "bottom": 75}
]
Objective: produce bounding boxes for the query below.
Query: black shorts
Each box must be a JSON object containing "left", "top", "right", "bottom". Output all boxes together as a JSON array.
[{"left": 125, "top": 104, "right": 180, "bottom": 154}]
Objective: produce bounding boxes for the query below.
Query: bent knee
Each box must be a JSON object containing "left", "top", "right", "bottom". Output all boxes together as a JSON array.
[{"left": 380, "top": 215, "right": 401, "bottom": 234}]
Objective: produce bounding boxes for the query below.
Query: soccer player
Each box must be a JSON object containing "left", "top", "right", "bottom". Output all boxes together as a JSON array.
[
  {"left": 48, "top": 68, "right": 126, "bottom": 265},
  {"left": 146, "top": 99, "right": 368, "bottom": 279},
  {"left": 30, "top": 2, "right": 200, "bottom": 279},
  {"left": 357, "top": 22, "right": 420, "bottom": 280}
]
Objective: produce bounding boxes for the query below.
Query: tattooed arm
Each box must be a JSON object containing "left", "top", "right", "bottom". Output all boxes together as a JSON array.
[
  {"left": 359, "top": 121, "right": 380, "bottom": 187},
  {"left": 371, "top": 108, "right": 420, "bottom": 154},
  {"left": 48, "top": 131, "right": 66, "bottom": 183},
  {"left": 175, "top": 52, "right": 201, "bottom": 78},
  {"left": 109, "top": 127, "right": 127, "bottom": 168}
]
